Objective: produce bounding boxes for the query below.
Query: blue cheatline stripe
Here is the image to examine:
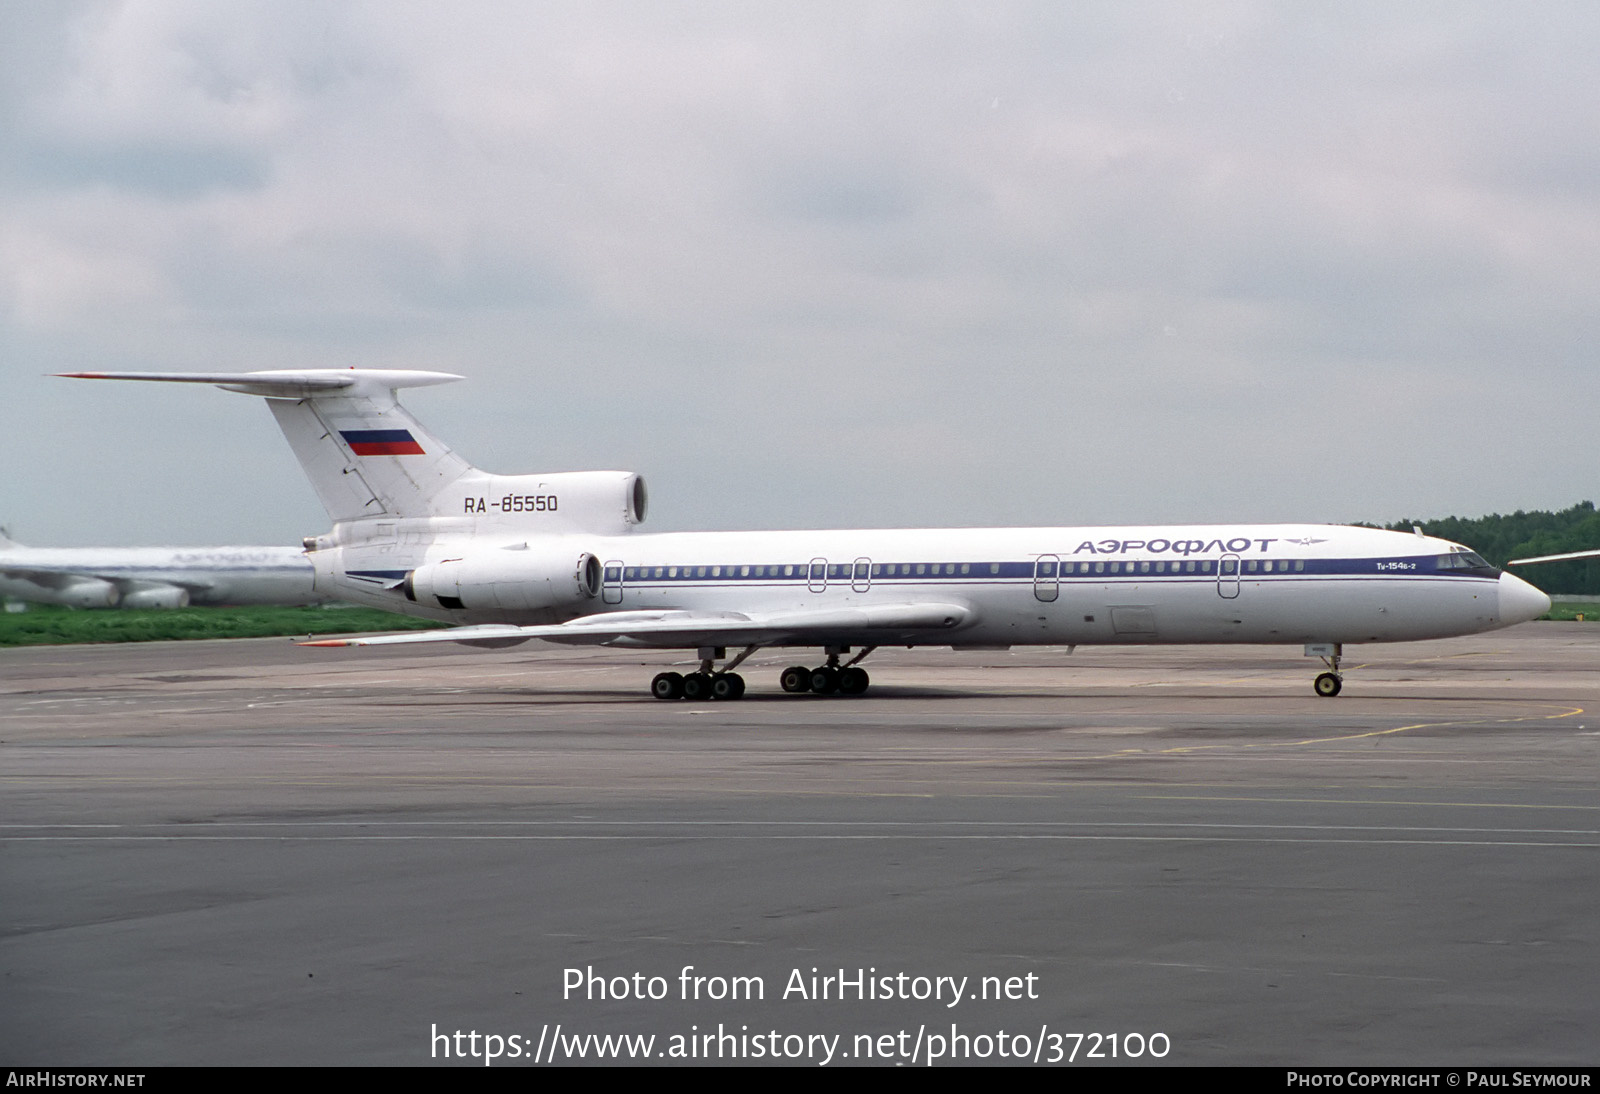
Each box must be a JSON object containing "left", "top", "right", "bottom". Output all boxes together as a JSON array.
[
  {"left": 346, "top": 557, "right": 1497, "bottom": 590},
  {"left": 598, "top": 557, "right": 1496, "bottom": 584}
]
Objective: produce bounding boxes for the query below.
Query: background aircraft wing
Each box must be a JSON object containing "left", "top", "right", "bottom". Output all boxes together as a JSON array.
[
  {"left": 1507, "top": 549, "right": 1600, "bottom": 565},
  {"left": 0, "top": 557, "right": 214, "bottom": 591},
  {"left": 302, "top": 602, "right": 974, "bottom": 650},
  {"left": 0, "top": 564, "right": 105, "bottom": 593}
]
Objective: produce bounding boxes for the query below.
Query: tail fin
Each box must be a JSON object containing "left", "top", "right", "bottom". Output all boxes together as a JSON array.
[{"left": 61, "top": 370, "right": 470, "bottom": 522}]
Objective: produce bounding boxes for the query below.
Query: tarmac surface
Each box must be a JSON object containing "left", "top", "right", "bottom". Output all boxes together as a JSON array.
[{"left": 2, "top": 623, "right": 1596, "bottom": 1066}]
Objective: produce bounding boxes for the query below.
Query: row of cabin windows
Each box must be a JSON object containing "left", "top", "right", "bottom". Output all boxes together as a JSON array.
[
  {"left": 1043, "top": 559, "right": 1306, "bottom": 575},
  {"left": 614, "top": 559, "right": 1311, "bottom": 581},
  {"left": 618, "top": 563, "right": 1003, "bottom": 580}
]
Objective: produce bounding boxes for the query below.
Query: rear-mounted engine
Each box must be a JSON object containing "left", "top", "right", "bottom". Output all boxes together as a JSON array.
[{"left": 403, "top": 548, "right": 601, "bottom": 614}]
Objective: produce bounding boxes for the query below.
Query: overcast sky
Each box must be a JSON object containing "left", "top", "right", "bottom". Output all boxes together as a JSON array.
[{"left": 3, "top": 1, "right": 1596, "bottom": 546}]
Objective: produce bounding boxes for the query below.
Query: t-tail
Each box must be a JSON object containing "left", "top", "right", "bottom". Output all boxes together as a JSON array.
[
  {"left": 60, "top": 370, "right": 646, "bottom": 532},
  {"left": 61, "top": 370, "right": 648, "bottom": 615},
  {"left": 64, "top": 369, "right": 473, "bottom": 524}
]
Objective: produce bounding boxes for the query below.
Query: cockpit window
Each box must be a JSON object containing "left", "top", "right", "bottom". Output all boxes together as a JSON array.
[{"left": 1435, "top": 551, "right": 1500, "bottom": 577}]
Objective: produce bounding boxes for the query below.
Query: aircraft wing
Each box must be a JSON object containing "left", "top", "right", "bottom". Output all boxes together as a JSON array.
[
  {"left": 0, "top": 565, "right": 106, "bottom": 593},
  {"left": 0, "top": 558, "right": 215, "bottom": 592},
  {"left": 1507, "top": 550, "right": 1600, "bottom": 566},
  {"left": 302, "top": 602, "right": 975, "bottom": 650}
]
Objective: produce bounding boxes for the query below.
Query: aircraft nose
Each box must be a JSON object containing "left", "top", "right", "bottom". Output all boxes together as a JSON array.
[{"left": 1498, "top": 571, "right": 1551, "bottom": 624}]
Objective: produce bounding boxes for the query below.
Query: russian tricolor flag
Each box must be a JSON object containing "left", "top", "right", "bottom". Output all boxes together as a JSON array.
[{"left": 340, "top": 429, "right": 425, "bottom": 456}]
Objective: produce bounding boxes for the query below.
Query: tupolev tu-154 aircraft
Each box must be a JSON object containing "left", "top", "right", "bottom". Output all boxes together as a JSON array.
[{"left": 63, "top": 369, "right": 1551, "bottom": 699}]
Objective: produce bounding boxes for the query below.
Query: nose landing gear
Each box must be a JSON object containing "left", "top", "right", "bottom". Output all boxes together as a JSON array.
[{"left": 1307, "top": 643, "right": 1344, "bottom": 697}]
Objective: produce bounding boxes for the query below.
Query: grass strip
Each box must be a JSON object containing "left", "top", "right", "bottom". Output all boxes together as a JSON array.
[{"left": 0, "top": 603, "right": 447, "bottom": 647}]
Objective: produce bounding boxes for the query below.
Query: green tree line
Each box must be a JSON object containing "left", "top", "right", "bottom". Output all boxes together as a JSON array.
[{"left": 1383, "top": 500, "right": 1600, "bottom": 595}]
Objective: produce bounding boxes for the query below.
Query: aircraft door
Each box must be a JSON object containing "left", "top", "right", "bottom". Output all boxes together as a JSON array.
[
  {"left": 1217, "top": 553, "right": 1241, "bottom": 599},
  {"left": 808, "top": 557, "right": 828, "bottom": 593},
  {"left": 852, "top": 557, "right": 872, "bottom": 592},
  {"left": 602, "top": 559, "right": 624, "bottom": 604},
  {"left": 1033, "top": 554, "right": 1060, "bottom": 602}
]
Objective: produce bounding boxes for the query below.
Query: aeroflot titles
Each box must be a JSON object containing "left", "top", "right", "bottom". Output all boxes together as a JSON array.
[{"left": 1069, "top": 537, "right": 1279, "bottom": 555}]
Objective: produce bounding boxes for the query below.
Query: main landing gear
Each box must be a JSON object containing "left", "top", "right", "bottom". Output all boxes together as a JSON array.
[
  {"left": 650, "top": 670, "right": 745, "bottom": 701},
  {"left": 1308, "top": 643, "right": 1344, "bottom": 698},
  {"left": 780, "top": 646, "right": 875, "bottom": 697},
  {"left": 650, "top": 645, "right": 877, "bottom": 700},
  {"left": 651, "top": 645, "right": 758, "bottom": 702}
]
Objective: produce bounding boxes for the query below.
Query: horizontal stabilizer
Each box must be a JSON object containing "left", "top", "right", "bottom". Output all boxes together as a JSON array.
[{"left": 59, "top": 370, "right": 462, "bottom": 399}]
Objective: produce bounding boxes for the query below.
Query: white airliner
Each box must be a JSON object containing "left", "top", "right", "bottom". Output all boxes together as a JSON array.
[
  {"left": 63, "top": 369, "right": 1550, "bottom": 698},
  {"left": 0, "top": 528, "right": 321, "bottom": 609}
]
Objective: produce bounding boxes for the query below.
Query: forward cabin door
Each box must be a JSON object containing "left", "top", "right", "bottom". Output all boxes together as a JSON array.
[
  {"left": 1033, "top": 554, "right": 1060, "bottom": 602},
  {"left": 1217, "top": 553, "right": 1241, "bottom": 599}
]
